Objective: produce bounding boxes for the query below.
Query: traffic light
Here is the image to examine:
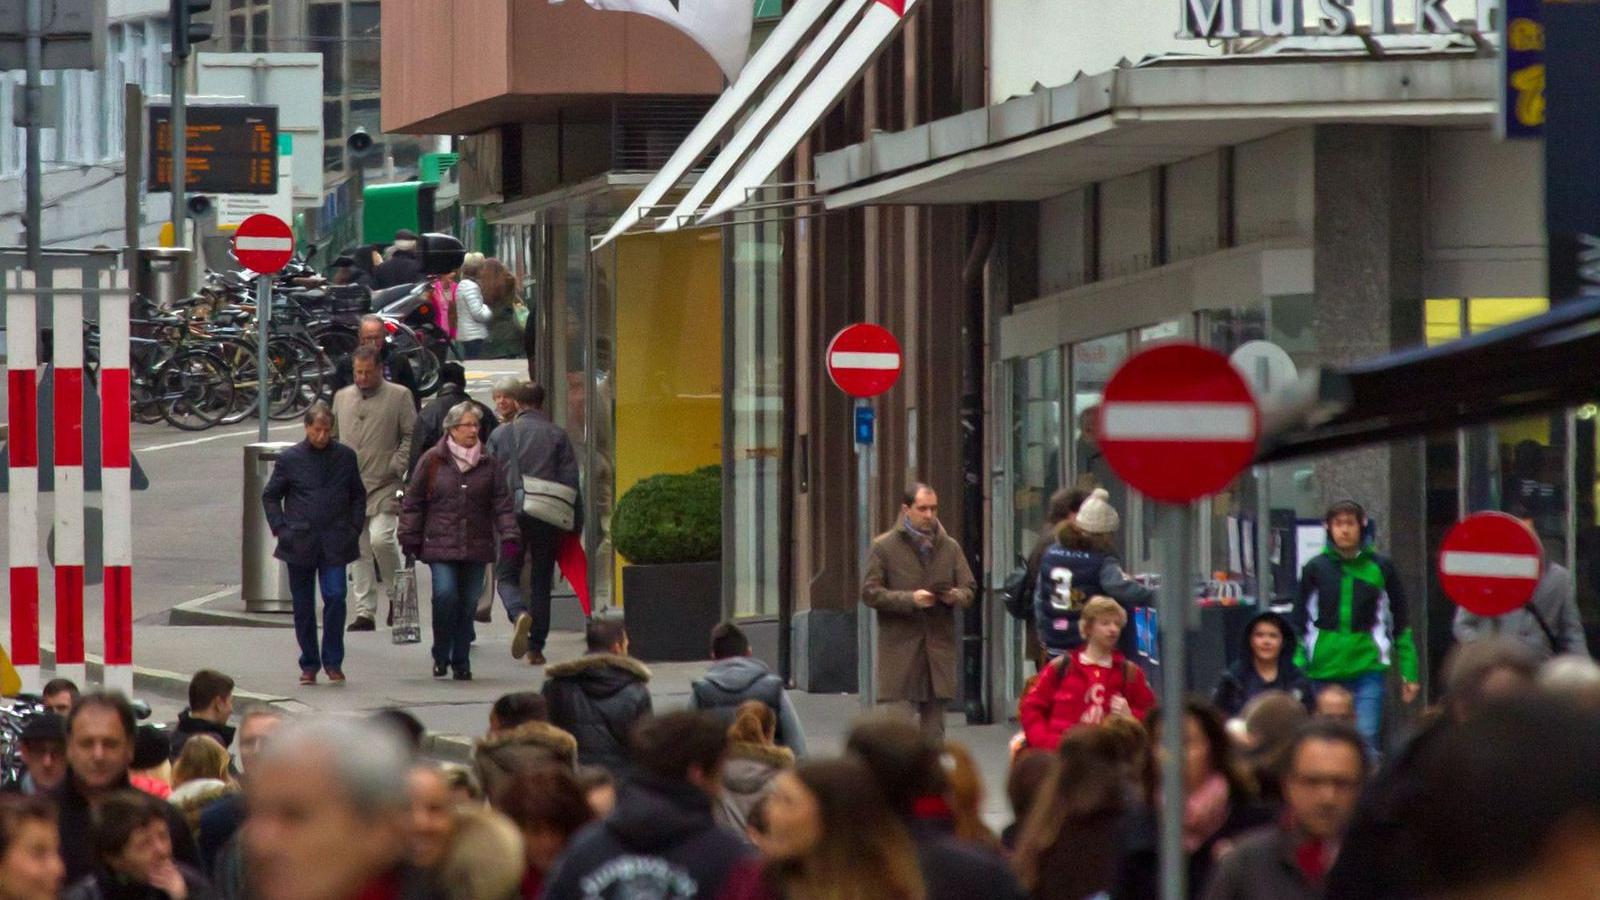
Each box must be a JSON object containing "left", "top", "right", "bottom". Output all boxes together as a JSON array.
[{"left": 171, "top": 0, "right": 213, "bottom": 59}]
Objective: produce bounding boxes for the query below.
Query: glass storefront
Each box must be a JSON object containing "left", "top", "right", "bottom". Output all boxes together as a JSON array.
[{"left": 728, "top": 214, "right": 785, "bottom": 618}]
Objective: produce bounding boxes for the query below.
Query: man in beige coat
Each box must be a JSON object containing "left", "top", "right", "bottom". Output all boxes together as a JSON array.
[
  {"left": 861, "top": 482, "right": 976, "bottom": 740},
  {"left": 333, "top": 345, "right": 417, "bottom": 631}
]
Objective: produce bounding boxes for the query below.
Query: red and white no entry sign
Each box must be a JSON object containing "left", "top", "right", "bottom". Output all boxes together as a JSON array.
[
  {"left": 1097, "top": 343, "right": 1260, "bottom": 504},
  {"left": 827, "top": 323, "right": 903, "bottom": 398},
  {"left": 1439, "top": 511, "right": 1544, "bottom": 617},
  {"left": 233, "top": 213, "right": 295, "bottom": 274}
]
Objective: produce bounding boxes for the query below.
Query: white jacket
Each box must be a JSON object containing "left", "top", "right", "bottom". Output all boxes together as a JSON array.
[{"left": 455, "top": 278, "right": 493, "bottom": 342}]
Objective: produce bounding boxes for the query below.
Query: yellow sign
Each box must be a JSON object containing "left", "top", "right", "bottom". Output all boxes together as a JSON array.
[{"left": 0, "top": 645, "right": 21, "bottom": 697}]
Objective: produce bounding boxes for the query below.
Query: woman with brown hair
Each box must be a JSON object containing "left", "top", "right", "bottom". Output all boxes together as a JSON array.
[
  {"left": 720, "top": 758, "right": 925, "bottom": 900},
  {"left": 1011, "top": 729, "right": 1131, "bottom": 900},
  {"left": 718, "top": 701, "right": 796, "bottom": 835},
  {"left": 0, "top": 795, "right": 63, "bottom": 900},
  {"left": 494, "top": 767, "right": 595, "bottom": 899},
  {"left": 943, "top": 742, "right": 1002, "bottom": 852}
]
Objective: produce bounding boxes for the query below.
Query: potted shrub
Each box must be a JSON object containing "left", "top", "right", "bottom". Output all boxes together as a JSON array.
[{"left": 611, "top": 466, "right": 722, "bottom": 661}]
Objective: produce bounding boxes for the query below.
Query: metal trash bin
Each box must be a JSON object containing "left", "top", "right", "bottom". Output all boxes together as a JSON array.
[
  {"left": 133, "top": 248, "right": 193, "bottom": 308},
  {"left": 242, "top": 442, "right": 296, "bottom": 613}
]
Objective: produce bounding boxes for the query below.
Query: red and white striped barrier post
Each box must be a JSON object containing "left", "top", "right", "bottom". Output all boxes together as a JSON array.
[
  {"left": 6, "top": 272, "right": 41, "bottom": 693},
  {"left": 52, "top": 270, "right": 86, "bottom": 687},
  {"left": 100, "top": 272, "right": 133, "bottom": 695}
]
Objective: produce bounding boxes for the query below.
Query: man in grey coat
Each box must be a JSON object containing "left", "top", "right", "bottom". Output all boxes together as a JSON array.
[
  {"left": 332, "top": 346, "right": 417, "bottom": 632},
  {"left": 488, "top": 379, "right": 580, "bottom": 665},
  {"left": 1454, "top": 511, "right": 1587, "bottom": 662}
]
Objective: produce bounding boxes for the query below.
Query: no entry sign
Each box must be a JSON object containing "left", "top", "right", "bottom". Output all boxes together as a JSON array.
[
  {"left": 1439, "top": 511, "right": 1544, "bottom": 617},
  {"left": 1097, "top": 343, "right": 1260, "bottom": 504},
  {"left": 232, "top": 213, "right": 294, "bottom": 274},
  {"left": 827, "top": 323, "right": 902, "bottom": 398}
]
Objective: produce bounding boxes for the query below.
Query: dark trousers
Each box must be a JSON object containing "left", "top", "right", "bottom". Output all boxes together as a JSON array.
[
  {"left": 495, "top": 516, "right": 560, "bottom": 654},
  {"left": 288, "top": 563, "right": 347, "bottom": 672},
  {"left": 429, "top": 560, "right": 484, "bottom": 673}
]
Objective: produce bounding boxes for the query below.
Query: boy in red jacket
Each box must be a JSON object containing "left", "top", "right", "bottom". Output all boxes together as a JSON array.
[{"left": 1019, "top": 596, "right": 1155, "bottom": 750}]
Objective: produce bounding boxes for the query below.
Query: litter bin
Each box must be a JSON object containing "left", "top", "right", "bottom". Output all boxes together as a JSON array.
[
  {"left": 133, "top": 248, "right": 193, "bottom": 308},
  {"left": 242, "top": 442, "right": 296, "bottom": 613}
]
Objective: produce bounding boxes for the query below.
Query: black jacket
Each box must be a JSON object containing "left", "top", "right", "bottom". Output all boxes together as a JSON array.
[
  {"left": 408, "top": 386, "right": 497, "bottom": 476},
  {"left": 907, "top": 815, "right": 1026, "bottom": 900},
  {"left": 1211, "top": 611, "right": 1316, "bottom": 719},
  {"left": 62, "top": 863, "right": 214, "bottom": 900},
  {"left": 169, "top": 710, "right": 235, "bottom": 761},
  {"left": 542, "top": 653, "right": 653, "bottom": 774},
  {"left": 1033, "top": 543, "right": 1152, "bottom": 657},
  {"left": 1201, "top": 824, "right": 1323, "bottom": 900},
  {"left": 56, "top": 775, "right": 202, "bottom": 884},
  {"left": 261, "top": 439, "right": 366, "bottom": 568},
  {"left": 373, "top": 251, "right": 423, "bottom": 289},
  {"left": 541, "top": 774, "right": 754, "bottom": 900}
]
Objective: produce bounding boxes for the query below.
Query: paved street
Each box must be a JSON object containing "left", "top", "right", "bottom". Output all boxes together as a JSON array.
[{"left": 0, "top": 357, "right": 1017, "bottom": 825}]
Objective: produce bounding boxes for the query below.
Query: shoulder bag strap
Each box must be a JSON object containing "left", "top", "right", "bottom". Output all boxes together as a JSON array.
[{"left": 1524, "top": 600, "right": 1564, "bottom": 654}]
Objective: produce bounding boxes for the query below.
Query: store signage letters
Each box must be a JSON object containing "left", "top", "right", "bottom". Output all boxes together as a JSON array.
[{"left": 1178, "top": 0, "right": 1499, "bottom": 38}]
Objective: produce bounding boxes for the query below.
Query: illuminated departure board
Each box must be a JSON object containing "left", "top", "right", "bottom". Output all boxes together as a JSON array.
[{"left": 148, "top": 104, "right": 279, "bottom": 195}]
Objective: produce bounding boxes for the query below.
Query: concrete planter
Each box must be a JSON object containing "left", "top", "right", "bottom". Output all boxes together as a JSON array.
[{"left": 621, "top": 560, "right": 721, "bottom": 662}]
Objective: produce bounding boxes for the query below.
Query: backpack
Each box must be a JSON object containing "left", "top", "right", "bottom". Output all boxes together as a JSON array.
[{"left": 1002, "top": 555, "right": 1034, "bottom": 621}]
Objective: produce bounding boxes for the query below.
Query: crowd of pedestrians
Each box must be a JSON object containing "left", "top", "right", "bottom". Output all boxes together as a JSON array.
[{"left": 261, "top": 365, "right": 579, "bottom": 685}]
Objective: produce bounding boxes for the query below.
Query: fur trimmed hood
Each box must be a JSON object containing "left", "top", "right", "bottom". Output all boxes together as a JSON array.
[
  {"left": 475, "top": 721, "right": 579, "bottom": 764},
  {"left": 545, "top": 652, "right": 651, "bottom": 684},
  {"left": 724, "top": 740, "right": 794, "bottom": 770}
]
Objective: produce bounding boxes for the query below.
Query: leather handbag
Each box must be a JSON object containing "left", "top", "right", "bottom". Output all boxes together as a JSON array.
[{"left": 521, "top": 476, "right": 578, "bottom": 532}]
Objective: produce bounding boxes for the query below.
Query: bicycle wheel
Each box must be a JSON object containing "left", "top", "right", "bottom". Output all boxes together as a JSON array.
[
  {"left": 266, "top": 337, "right": 320, "bottom": 419},
  {"left": 208, "top": 338, "right": 271, "bottom": 425},
  {"left": 156, "top": 350, "right": 236, "bottom": 431}
]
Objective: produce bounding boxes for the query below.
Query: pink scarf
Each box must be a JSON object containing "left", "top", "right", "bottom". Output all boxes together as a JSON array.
[
  {"left": 432, "top": 280, "right": 458, "bottom": 338},
  {"left": 446, "top": 436, "right": 482, "bottom": 472},
  {"left": 1182, "top": 773, "right": 1232, "bottom": 853}
]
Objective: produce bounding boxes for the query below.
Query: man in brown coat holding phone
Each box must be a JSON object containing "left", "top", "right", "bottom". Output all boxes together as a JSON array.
[{"left": 861, "top": 482, "right": 977, "bottom": 740}]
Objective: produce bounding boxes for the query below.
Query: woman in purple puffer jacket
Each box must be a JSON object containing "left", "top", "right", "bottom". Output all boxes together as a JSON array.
[{"left": 400, "top": 402, "right": 519, "bottom": 681}]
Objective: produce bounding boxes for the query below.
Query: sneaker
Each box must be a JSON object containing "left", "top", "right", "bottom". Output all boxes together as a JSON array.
[
  {"left": 348, "top": 616, "right": 376, "bottom": 632},
  {"left": 511, "top": 613, "right": 533, "bottom": 659},
  {"left": 526, "top": 651, "right": 547, "bottom": 666},
  {"left": 325, "top": 668, "right": 346, "bottom": 683},
  {"left": 453, "top": 669, "right": 473, "bottom": 681},
  {"left": 299, "top": 670, "right": 317, "bottom": 686},
  {"left": 433, "top": 662, "right": 449, "bottom": 678}
]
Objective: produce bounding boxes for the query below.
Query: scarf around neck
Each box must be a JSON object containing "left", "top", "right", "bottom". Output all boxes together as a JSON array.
[
  {"left": 902, "top": 516, "right": 936, "bottom": 562},
  {"left": 1182, "top": 772, "right": 1232, "bottom": 853},
  {"left": 446, "top": 436, "right": 483, "bottom": 472}
]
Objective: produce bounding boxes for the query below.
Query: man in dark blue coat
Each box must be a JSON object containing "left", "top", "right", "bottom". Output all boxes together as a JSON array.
[{"left": 262, "top": 401, "right": 367, "bottom": 685}]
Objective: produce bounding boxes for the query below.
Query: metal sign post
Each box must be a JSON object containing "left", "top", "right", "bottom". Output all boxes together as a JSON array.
[
  {"left": 256, "top": 274, "right": 271, "bottom": 440},
  {"left": 1156, "top": 502, "right": 1193, "bottom": 900},
  {"left": 856, "top": 399, "right": 878, "bottom": 710}
]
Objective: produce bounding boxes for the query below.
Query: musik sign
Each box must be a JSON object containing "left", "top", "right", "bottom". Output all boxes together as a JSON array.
[{"left": 1178, "top": 0, "right": 1499, "bottom": 38}]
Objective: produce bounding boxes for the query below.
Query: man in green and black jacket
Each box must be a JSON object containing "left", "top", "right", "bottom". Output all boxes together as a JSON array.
[{"left": 1293, "top": 500, "right": 1420, "bottom": 751}]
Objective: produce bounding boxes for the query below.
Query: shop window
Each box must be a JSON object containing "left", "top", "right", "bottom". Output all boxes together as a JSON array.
[
  {"left": 730, "top": 214, "right": 785, "bottom": 617},
  {"left": 1011, "top": 348, "right": 1064, "bottom": 570},
  {"left": 1070, "top": 333, "right": 1129, "bottom": 559}
]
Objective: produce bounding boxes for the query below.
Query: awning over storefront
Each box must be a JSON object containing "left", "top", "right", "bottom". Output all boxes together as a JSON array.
[
  {"left": 814, "top": 53, "right": 1499, "bottom": 209},
  {"left": 593, "top": 0, "right": 922, "bottom": 249}
]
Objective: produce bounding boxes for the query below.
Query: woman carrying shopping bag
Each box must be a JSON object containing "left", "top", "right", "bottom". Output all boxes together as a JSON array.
[{"left": 400, "top": 402, "right": 519, "bottom": 681}]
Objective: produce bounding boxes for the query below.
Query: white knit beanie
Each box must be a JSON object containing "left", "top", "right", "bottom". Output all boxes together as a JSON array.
[{"left": 1075, "top": 488, "right": 1120, "bottom": 535}]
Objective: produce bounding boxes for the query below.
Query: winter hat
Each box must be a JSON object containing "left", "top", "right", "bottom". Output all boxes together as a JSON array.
[{"left": 1075, "top": 488, "right": 1120, "bottom": 534}]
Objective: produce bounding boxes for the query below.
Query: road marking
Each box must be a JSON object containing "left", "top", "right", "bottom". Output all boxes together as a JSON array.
[
  {"left": 136, "top": 423, "right": 301, "bottom": 452},
  {"left": 1440, "top": 550, "right": 1541, "bottom": 579},
  {"left": 1100, "top": 402, "right": 1257, "bottom": 441}
]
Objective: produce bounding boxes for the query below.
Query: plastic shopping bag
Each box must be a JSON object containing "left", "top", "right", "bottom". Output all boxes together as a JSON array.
[{"left": 391, "top": 566, "right": 422, "bottom": 644}]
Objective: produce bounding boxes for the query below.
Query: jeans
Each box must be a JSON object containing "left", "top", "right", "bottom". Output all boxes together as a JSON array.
[
  {"left": 495, "top": 516, "right": 560, "bottom": 654},
  {"left": 458, "top": 339, "right": 485, "bottom": 359},
  {"left": 1319, "top": 671, "right": 1387, "bottom": 750},
  {"left": 429, "top": 561, "right": 484, "bottom": 673},
  {"left": 288, "top": 564, "right": 347, "bottom": 672},
  {"left": 349, "top": 512, "right": 401, "bottom": 620}
]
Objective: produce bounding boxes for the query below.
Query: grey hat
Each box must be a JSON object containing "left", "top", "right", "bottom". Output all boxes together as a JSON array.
[{"left": 1075, "top": 488, "right": 1121, "bottom": 534}]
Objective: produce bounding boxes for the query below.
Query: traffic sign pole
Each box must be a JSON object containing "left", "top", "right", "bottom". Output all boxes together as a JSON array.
[
  {"left": 856, "top": 397, "right": 877, "bottom": 711},
  {"left": 1157, "top": 502, "right": 1192, "bottom": 900},
  {"left": 257, "top": 274, "right": 270, "bottom": 440}
]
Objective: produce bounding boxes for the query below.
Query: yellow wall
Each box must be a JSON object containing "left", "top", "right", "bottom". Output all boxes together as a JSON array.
[{"left": 612, "top": 230, "right": 724, "bottom": 602}]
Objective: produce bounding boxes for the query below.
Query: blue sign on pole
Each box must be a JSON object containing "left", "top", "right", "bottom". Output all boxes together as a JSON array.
[
  {"left": 1544, "top": 0, "right": 1600, "bottom": 303},
  {"left": 1500, "top": 0, "right": 1544, "bottom": 140},
  {"left": 854, "top": 405, "right": 875, "bottom": 445}
]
